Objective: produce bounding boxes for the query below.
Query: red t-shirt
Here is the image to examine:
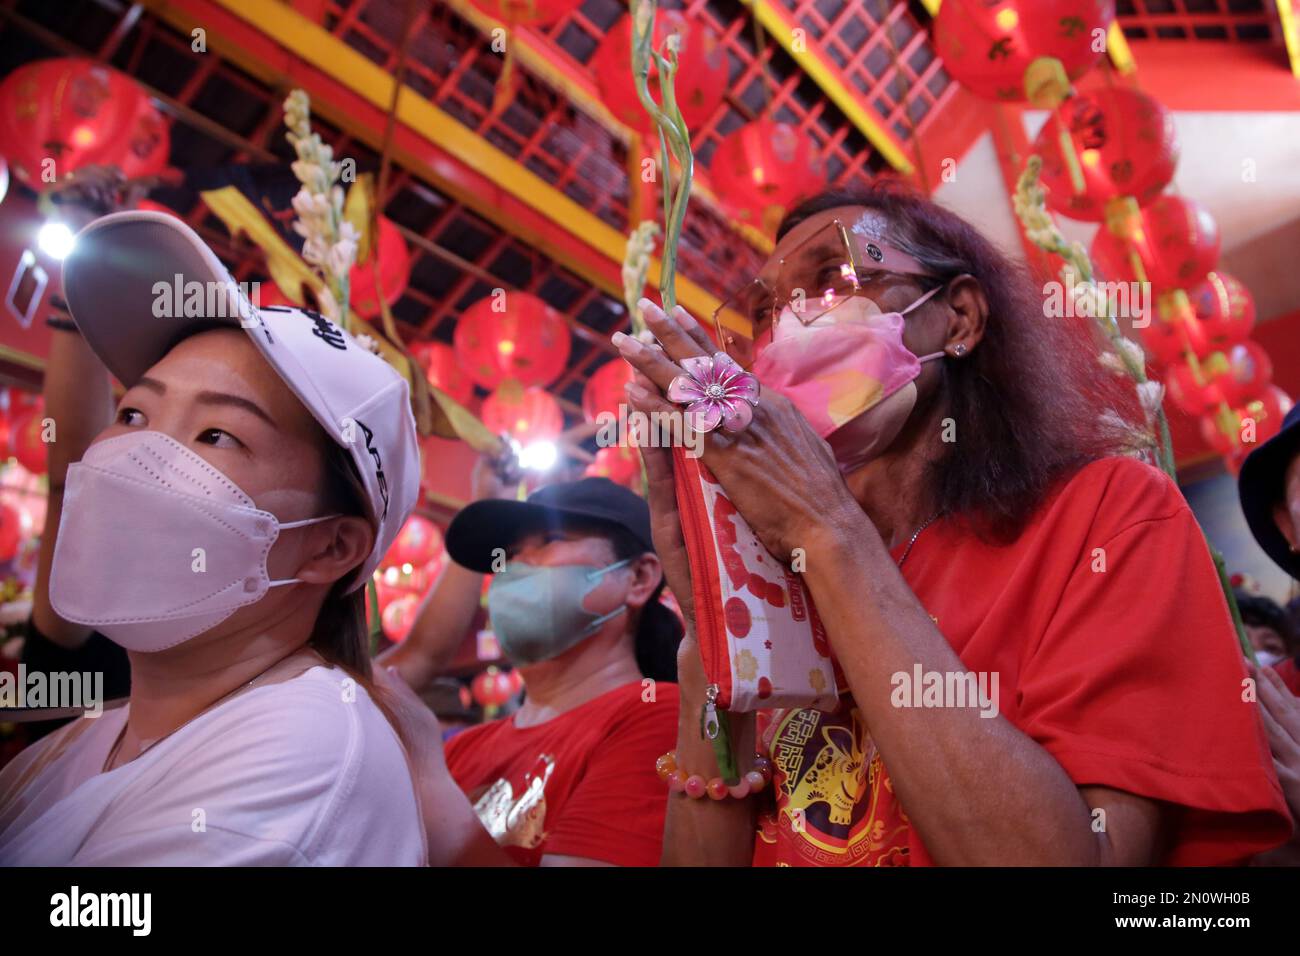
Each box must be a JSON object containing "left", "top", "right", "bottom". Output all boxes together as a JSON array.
[
  {"left": 753, "top": 457, "right": 1292, "bottom": 867},
  {"left": 445, "top": 680, "right": 677, "bottom": 866}
]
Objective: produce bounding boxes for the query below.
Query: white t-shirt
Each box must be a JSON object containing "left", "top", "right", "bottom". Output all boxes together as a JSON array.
[{"left": 0, "top": 666, "right": 426, "bottom": 865}]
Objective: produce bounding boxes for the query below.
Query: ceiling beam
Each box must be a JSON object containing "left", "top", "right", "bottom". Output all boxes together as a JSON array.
[
  {"left": 140, "top": 0, "right": 724, "bottom": 323},
  {"left": 743, "top": 0, "right": 916, "bottom": 175}
]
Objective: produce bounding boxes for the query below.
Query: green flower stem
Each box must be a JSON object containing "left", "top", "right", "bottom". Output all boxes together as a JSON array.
[{"left": 631, "top": 0, "right": 694, "bottom": 314}]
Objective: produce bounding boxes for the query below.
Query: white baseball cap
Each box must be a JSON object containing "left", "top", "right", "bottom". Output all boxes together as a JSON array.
[{"left": 61, "top": 209, "right": 421, "bottom": 591}]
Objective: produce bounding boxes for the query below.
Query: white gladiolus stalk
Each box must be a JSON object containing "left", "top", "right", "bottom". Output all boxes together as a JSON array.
[{"left": 284, "top": 89, "right": 355, "bottom": 327}]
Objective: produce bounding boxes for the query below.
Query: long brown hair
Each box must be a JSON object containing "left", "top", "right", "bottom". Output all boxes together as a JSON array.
[{"left": 778, "top": 182, "right": 1143, "bottom": 542}]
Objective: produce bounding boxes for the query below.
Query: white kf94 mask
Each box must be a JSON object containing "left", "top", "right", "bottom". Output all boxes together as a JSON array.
[{"left": 50, "top": 430, "right": 337, "bottom": 652}]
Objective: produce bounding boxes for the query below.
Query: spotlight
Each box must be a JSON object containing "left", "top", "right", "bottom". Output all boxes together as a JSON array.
[
  {"left": 37, "top": 221, "right": 76, "bottom": 261},
  {"left": 518, "top": 440, "right": 558, "bottom": 472}
]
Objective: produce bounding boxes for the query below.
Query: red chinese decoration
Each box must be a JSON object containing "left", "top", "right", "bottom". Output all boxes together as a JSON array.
[
  {"left": 1190, "top": 271, "right": 1255, "bottom": 350},
  {"left": 582, "top": 359, "right": 634, "bottom": 424},
  {"left": 1141, "top": 293, "right": 1210, "bottom": 366},
  {"left": 471, "top": 665, "right": 517, "bottom": 707},
  {"left": 384, "top": 514, "right": 444, "bottom": 570},
  {"left": 1201, "top": 386, "right": 1293, "bottom": 467},
  {"left": 8, "top": 403, "right": 47, "bottom": 475},
  {"left": 709, "top": 119, "right": 826, "bottom": 236},
  {"left": 480, "top": 381, "right": 563, "bottom": 446},
  {"left": 381, "top": 593, "right": 421, "bottom": 643},
  {"left": 0, "top": 58, "right": 170, "bottom": 190},
  {"left": 0, "top": 501, "right": 22, "bottom": 563},
  {"left": 1090, "top": 194, "right": 1220, "bottom": 292},
  {"left": 933, "top": 0, "right": 1114, "bottom": 103},
  {"left": 591, "top": 11, "right": 728, "bottom": 135},
  {"left": 1033, "top": 86, "right": 1177, "bottom": 222},
  {"left": 454, "top": 292, "right": 570, "bottom": 389},
  {"left": 1206, "top": 340, "right": 1273, "bottom": 409},
  {"left": 466, "top": 0, "right": 580, "bottom": 26},
  {"left": 348, "top": 216, "right": 411, "bottom": 320},
  {"left": 410, "top": 340, "right": 474, "bottom": 405},
  {"left": 585, "top": 445, "right": 641, "bottom": 490}
]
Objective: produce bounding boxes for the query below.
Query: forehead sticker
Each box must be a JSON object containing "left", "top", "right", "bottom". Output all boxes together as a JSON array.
[{"left": 850, "top": 211, "right": 889, "bottom": 243}]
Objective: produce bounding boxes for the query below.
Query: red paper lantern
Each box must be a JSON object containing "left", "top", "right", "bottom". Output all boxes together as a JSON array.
[
  {"left": 1203, "top": 386, "right": 1293, "bottom": 462},
  {"left": 1206, "top": 340, "right": 1273, "bottom": 409},
  {"left": 0, "top": 501, "right": 22, "bottom": 563},
  {"left": 410, "top": 340, "right": 474, "bottom": 405},
  {"left": 384, "top": 514, "right": 444, "bottom": 570},
  {"left": 381, "top": 593, "right": 421, "bottom": 643},
  {"left": 585, "top": 445, "right": 641, "bottom": 490},
  {"left": 471, "top": 665, "right": 516, "bottom": 707},
  {"left": 480, "top": 382, "right": 563, "bottom": 446},
  {"left": 0, "top": 58, "right": 170, "bottom": 190},
  {"left": 466, "top": 0, "right": 580, "bottom": 26},
  {"left": 710, "top": 119, "right": 826, "bottom": 236},
  {"left": 582, "top": 360, "right": 634, "bottom": 424},
  {"left": 455, "top": 292, "right": 570, "bottom": 389},
  {"left": 8, "top": 403, "right": 47, "bottom": 475},
  {"left": 1033, "top": 87, "right": 1177, "bottom": 222},
  {"left": 1165, "top": 361, "right": 1224, "bottom": 416},
  {"left": 1090, "top": 194, "right": 1220, "bottom": 292},
  {"left": 933, "top": 0, "right": 1114, "bottom": 102},
  {"left": 1190, "top": 271, "right": 1255, "bottom": 350},
  {"left": 1140, "top": 290, "right": 1212, "bottom": 366},
  {"left": 591, "top": 11, "right": 728, "bottom": 135},
  {"left": 348, "top": 216, "right": 411, "bottom": 320}
]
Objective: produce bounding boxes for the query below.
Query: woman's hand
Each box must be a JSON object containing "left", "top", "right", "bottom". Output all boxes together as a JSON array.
[
  {"left": 373, "top": 666, "right": 513, "bottom": 866},
  {"left": 631, "top": 389, "right": 696, "bottom": 633},
  {"left": 1250, "top": 663, "right": 1300, "bottom": 865},
  {"left": 614, "top": 299, "right": 864, "bottom": 563}
]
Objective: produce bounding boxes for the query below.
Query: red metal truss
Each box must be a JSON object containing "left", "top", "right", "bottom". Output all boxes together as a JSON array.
[{"left": 1117, "top": 0, "right": 1283, "bottom": 43}]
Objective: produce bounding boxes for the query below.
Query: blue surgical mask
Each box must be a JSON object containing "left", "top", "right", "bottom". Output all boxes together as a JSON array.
[{"left": 487, "top": 557, "right": 633, "bottom": 666}]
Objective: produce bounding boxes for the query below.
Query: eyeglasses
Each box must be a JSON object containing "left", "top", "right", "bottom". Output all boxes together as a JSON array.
[{"left": 712, "top": 219, "right": 941, "bottom": 369}]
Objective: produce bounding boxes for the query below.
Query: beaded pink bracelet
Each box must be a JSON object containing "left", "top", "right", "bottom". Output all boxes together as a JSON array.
[{"left": 656, "top": 751, "right": 774, "bottom": 800}]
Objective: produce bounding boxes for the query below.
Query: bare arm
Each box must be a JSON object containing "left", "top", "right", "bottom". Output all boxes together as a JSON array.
[
  {"left": 802, "top": 515, "right": 1165, "bottom": 866},
  {"left": 378, "top": 455, "right": 514, "bottom": 691},
  {"left": 32, "top": 323, "right": 114, "bottom": 648}
]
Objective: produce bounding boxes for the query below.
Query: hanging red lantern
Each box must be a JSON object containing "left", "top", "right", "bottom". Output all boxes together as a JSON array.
[
  {"left": 8, "top": 403, "right": 47, "bottom": 475},
  {"left": 1165, "top": 361, "right": 1224, "bottom": 416},
  {"left": 1141, "top": 290, "right": 1210, "bottom": 366},
  {"left": 1204, "top": 340, "right": 1273, "bottom": 409},
  {"left": 383, "top": 514, "right": 444, "bottom": 570},
  {"left": 582, "top": 360, "right": 634, "bottom": 424},
  {"left": 410, "top": 340, "right": 474, "bottom": 405},
  {"left": 1203, "top": 386, "right": 1293, "bottom": 463},
  {"left": 0, "top": 501, "right": 22, "bottom": 563},
  {"left": 1033, "top": 86, "right": 1177, "bottom": 223},
  {"left": 591, "top": 11, "right": 728, "bottom": 135},
  {"left": 1190, "top": 271, "right": 1255, "bottom": 350},
  {"left": 455, "top": 292, "right": 570, "bottom": 389},
  {"left": 933, "top": 0, "right": 1114, "bottom": 104},
  {"left": 381, "top": 593, "right": 421, "bottom": 643},
  {"left": 0, "top": 58, "right": 170, "bottom": 190},
  {"left": 348, "top": 216, "right": 411, "bottom": 319},
  {"left": 710, "top": 119, "right": 826, "bottom": 236},
  {"left": 585, "top": 445, "right": 641, "bottom": 490},
  {"left": 471, "top": 665, "right": 517, "bottom": 707},
  {"left": 480, "top": 381, "right": 563, "bottom": 446},
  {"left": 1090, "top": 194, "right": 1220, "bottom": 292},
  {"left": 466, "top": 0, "right": 580, "bottom": 26}
]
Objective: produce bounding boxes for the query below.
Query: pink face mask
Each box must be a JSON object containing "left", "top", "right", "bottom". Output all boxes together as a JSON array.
[
  {"left": 752, "top": 285, "right": 944, "bottom": 473},
  {"left": 49, "top": 431, "right": 337, "bottom": 652}
]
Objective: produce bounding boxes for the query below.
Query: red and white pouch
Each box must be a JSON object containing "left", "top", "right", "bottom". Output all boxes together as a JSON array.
[{"left": 671, "top": 446, "right": 840, "bottom": 713}]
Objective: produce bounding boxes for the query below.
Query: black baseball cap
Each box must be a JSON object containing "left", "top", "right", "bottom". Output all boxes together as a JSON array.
[
  {"left": 445, "top": 476, "right": 654, "bottom": 573},
  {"left": 1238, "top": 402, "right": 1300, "bottom": 579},
  {"left": 447, "top": 476, "right": 682, "bottom": 681}
]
